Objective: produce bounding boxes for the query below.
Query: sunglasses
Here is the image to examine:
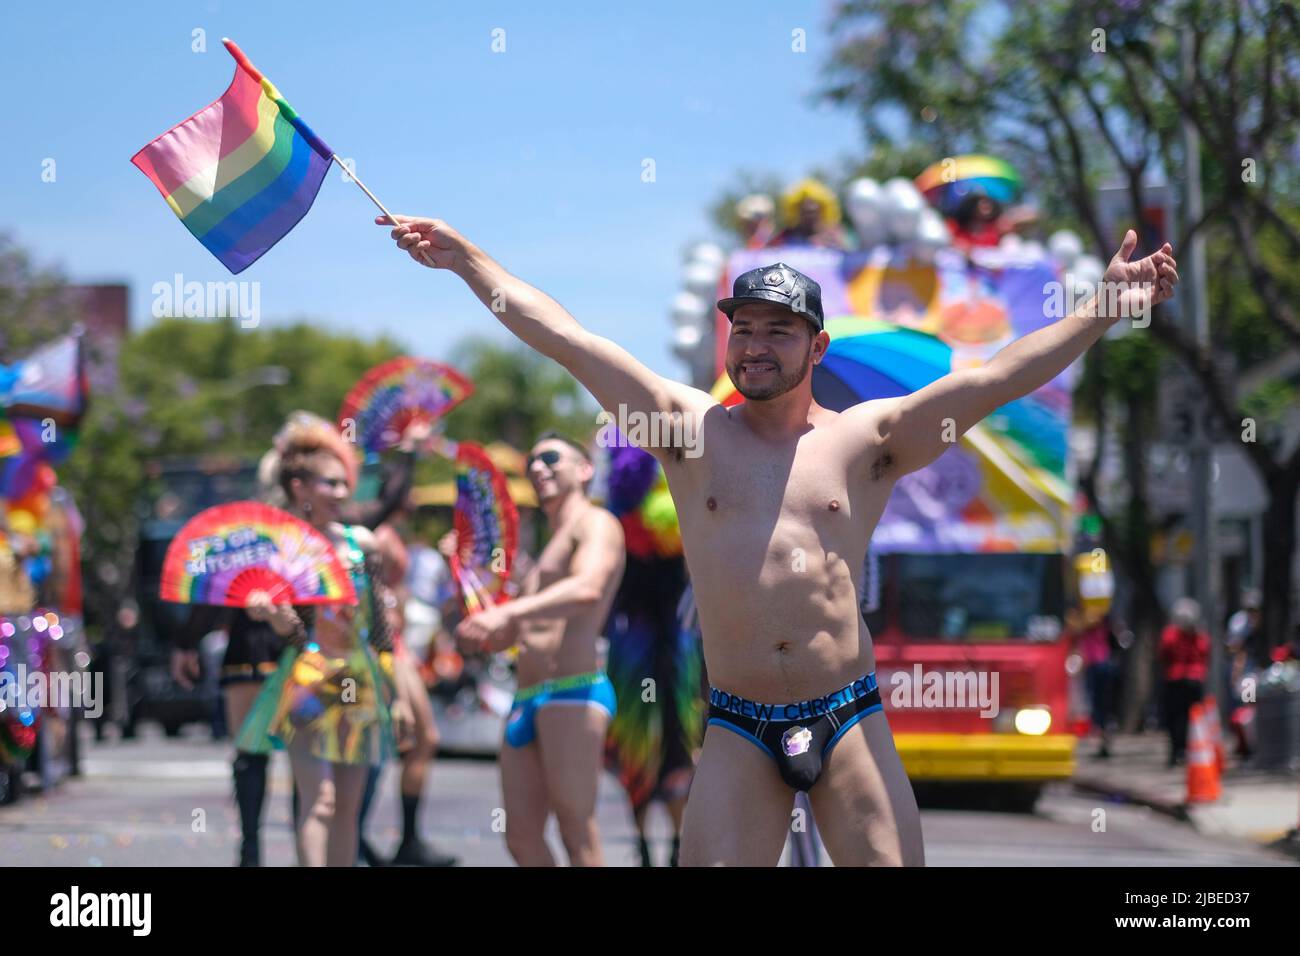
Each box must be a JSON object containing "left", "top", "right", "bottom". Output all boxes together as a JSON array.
[
  {"left": 527, "top": 449, "right": 562, "bottom": 470},
  {"left": 311, "top": 475, "right": 350, "bottom": 491}
]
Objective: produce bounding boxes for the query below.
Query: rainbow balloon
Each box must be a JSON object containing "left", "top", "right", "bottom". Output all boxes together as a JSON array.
[
  {"left": 160, "top": 501, "right": 357, "bottom": 606},
  {"left": 338, "top": 357, "right": 474, "bottom": 453}
]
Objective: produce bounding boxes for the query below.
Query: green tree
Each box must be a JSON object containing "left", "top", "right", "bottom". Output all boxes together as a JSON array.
[
  {"left": 0, "top": 235, "right": 80, "bottom": 358},
  {"left": 443, "top": 338, "right": 597, "bottom": 451}
]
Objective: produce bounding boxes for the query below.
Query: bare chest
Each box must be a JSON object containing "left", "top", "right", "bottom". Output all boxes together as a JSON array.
[
  {"left": 526, "top": 529, "right": 576, "bottom": 595},
  {"left": 687, "top": 427, "right": 882, "bottom": 525},
  {"left": 668, "top": 423, "right": 896, "bottom": 575}
]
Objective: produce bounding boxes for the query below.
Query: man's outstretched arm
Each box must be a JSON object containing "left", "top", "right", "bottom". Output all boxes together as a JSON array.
[
  {"left": 379, "top": 216, "right": 715, "bottom": 444},
  {"left": 848, "top": 230, "right": 1178, "bottom": 477}
]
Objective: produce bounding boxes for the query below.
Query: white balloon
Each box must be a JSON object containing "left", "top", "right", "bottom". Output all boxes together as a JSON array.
[
  {"left": 1073, "top": 253, "right": 1105, "bottom": 285},
  {"left": 846, "top": 178, "right": 887, "bottom": 245},
  {"left": 846, "top": 177, "right": 883, "bottom": 215},
  {"left": 670, "top": 291, "right": 709, "bottom": 327},
  {"left": 1048, "top": 230, "right": 1084, "bottom": 268},
  {"left": 917, "top": 209, "right": 951, "bottom": 248},
  {"left": 686, "top": 242, "right": 725, "bottom": 269},
  {"left": 883, "top": 182, "right": 923, "bottom": 242},
  {"left": 672, "top": 325, "right": 704, "bottom": 358},
  {"left": 1067, "top": 254, "right": 1105, "bottom": 301},
  {"left": 682, "top": 260, "right": 722, "bottom": 296},
  {"left": 883, "top": 177, "right": 923, "bottom": 205}
]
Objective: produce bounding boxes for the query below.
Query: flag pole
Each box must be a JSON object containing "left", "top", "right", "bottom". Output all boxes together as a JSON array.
[{"left": 330, "top": 155, "right": 434, "bottom": 266}]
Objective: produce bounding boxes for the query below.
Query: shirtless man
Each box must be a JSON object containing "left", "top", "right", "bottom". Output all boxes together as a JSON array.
[
  {"left": 452, "top": 431, "right": 625, "bottom": 867},
  {"left": 381, "top": 215, "right": 1177, "bottom": 866}
]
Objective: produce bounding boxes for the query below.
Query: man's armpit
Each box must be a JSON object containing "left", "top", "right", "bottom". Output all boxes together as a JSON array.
[{"left": 842, "top": 399, "right": 901, "bottom": 480}]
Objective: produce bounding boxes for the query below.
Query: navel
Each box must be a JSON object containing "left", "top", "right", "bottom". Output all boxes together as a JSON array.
[{"left": 706, "top": 496, "right": 717, "bottom": 512}]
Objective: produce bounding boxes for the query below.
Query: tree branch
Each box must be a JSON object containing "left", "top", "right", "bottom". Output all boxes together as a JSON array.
[
  {"left": 1042, "top": 86, "right": 1110, "bottom": 252},
  {"left": 1144, "top": 309, "right": 1279, "bottom": 482},
  {"left": 1226, "top": 204, "right": 1300, "bottom": 353},
  {"left": 1075, "top": 71, "right": 1148, "bottom": 175}
]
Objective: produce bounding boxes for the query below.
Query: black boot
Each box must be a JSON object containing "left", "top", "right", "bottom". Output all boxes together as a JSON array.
[
  {"left": 391, "top": 839, "right": 458, "bottom": 867},
  {"left": 232, "top": 752, "right": 268, "bottom": 867},
  {"left": 638, "top": 835, "right": 653, "bottom": 867},
  {"left": 390, "top": 792, "right": 458, "bottom": 866},
  {"left": 669, "top": 836, "right": 681, "bottom": 868}
]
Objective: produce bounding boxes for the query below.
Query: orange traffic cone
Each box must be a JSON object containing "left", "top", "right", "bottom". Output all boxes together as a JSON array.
[
  {"left": 1186, "top": 702, "right": 1221, "bottom": 803},
  {"left": 1202, "top": 696, "right": 1226, "bottom": 774}
]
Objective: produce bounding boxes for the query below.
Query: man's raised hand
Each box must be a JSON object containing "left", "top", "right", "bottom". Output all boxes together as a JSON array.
[
  {"left": 1103, "top": 228, "right": 1179, "bottom": 318},
  {"left": 376, "top": 215, "right": 470, "bottom": 271}
]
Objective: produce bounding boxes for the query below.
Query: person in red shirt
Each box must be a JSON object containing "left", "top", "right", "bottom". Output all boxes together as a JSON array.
[
  {"left": 947, "top": 192, "right": 1005, "bottom": 252},
  {"left": 1158, "top": 598, "right": 1211, "bottom": 767}
]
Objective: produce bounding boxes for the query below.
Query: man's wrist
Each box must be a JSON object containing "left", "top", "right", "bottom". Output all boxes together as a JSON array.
[
  {"left": 451, "top": 241, "right": 486, "bottom": 281},
  {"left": 501, "top": 597, "right": 530, "bottom": 626},
  {"left": 1078, "top": 292, "right": 1116, "bottom": 326}
]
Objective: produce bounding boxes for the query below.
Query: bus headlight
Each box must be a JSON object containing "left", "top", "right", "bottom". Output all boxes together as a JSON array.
[{"left": 1014, "top": 707, "right": 1052, "bottom": 736}]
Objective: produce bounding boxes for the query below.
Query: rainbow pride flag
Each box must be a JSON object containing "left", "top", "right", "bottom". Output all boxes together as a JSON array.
[{"left": 132, "top": 39, "right": 334, "bottom": 274}]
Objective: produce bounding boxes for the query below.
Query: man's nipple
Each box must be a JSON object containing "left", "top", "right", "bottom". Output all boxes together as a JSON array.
[{"left": 706, "top": 496, "right": 717, "bottom": 511}]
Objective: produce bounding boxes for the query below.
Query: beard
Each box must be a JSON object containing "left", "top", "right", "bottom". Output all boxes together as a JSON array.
[{"left": 727, "top": 344, "right": 813, "bottom": 401}]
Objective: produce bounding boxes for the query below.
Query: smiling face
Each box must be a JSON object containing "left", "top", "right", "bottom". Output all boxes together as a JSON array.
[
  {"left": 725, "top": 302, "right": 827, "bottom": 401},
  {"left": 526, "top": 438, "right": 593, "bottom": 505}
]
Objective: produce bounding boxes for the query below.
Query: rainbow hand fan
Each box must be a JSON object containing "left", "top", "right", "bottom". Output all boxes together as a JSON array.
[
  {"left": 160, "top": 502, "right": 357, "bottom": 606},
  {"left": 431, "top": 438, "right": 518, "bottom": 614},
  {"left": 338, "top": 357, "right": 474, "bottom": 454}
]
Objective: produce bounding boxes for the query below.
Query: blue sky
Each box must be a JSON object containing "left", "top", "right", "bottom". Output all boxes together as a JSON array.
[{"left": 0, "top": 0, "right": 863, "bottom": 380}]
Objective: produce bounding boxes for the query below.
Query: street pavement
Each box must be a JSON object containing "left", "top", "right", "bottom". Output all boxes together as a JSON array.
[
  {"left": 2, "top": 724, "right": 1295, "bottom": 867},
  {"left": 1074, "top": 732, "right": 1300, "bottom": 855}
]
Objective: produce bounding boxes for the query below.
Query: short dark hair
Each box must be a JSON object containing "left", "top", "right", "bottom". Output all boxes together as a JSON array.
[{"left": 533, "top": 430, "right": 591, "bottom": 462}]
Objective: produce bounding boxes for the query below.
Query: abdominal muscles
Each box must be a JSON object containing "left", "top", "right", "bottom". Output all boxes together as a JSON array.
[{"left": 690, "top": 546, "right": 875, "bottom": 702}]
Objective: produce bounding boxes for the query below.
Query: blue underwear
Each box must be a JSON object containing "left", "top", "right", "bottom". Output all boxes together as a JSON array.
[
  {"left": 505, "top": 671, "right": 617, "bottom": 749},
  {"left": 706, "top": 671, "right": 884, "bottom": 792}
]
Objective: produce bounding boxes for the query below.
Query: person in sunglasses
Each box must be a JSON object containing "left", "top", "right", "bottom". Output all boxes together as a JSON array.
[
  {"left": 380, "top": 215, "right": 1177, "bottom": 867},
  {"left": 451, "top": 432, "right": 625, "bottom": 866}
]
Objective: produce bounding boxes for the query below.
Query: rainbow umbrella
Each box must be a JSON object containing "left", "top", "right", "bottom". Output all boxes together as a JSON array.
[{"left": 914, "top": 155, "right": 1022, "bottom": 216}]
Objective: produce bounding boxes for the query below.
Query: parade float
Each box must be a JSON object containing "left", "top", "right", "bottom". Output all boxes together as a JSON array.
[{"left": 0, "top": 333, "right": 89, "bottom": 803}]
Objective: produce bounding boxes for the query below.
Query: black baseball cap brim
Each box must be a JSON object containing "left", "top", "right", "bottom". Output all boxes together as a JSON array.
[{"left": 716, "top": 291, "right": 823, "bottom": 331}]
